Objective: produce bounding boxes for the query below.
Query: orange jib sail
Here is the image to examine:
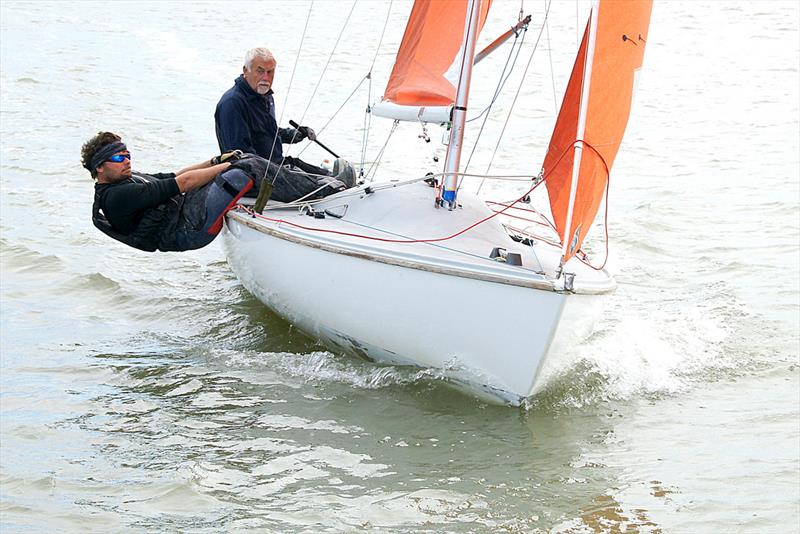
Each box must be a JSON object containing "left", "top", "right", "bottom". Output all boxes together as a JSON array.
[
  {"left": 543, "top": 0, "right": 653, "bottom": 263},
  {"left": 384, "top": 0, "right": 492, "bottom": 107}
]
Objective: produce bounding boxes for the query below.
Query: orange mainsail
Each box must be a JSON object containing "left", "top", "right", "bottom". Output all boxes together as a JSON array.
[
  {"left": 383, "top": 0, "right": 492, "bottom": 107},
  {"left": 543, "top": 0, "right": 652, "bottom": 264}
]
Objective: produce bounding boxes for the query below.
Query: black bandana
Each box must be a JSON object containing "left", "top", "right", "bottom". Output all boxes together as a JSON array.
[{"left": 89, "top": 142, "right": 127, "bottom": 170}]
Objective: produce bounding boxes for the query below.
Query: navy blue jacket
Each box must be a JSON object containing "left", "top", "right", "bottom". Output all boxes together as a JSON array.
[{"left": 215, "top": 75, "right": 299, "bottom": 163}]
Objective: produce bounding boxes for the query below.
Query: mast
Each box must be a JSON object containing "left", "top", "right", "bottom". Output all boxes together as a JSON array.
[{"left": 440, "top": 0, "right": 483, "bottom": 210}]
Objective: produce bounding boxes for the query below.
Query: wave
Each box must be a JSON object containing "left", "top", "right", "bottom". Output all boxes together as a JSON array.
[
  {"left": 224, "top": 349, "right": 432, "bottom": 391},
  {"left": 527, "top": 278, "right": 780, "bottom": 411},
  {"left": 0, "top": 239, "right": 64, "bottom": 274}
]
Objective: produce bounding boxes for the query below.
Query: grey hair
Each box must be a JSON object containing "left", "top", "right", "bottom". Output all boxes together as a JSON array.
[{"left": 244, "top": 47, "right": 275, "bottom": 70}]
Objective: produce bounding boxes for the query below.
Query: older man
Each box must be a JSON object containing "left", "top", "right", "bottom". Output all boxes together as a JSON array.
[
  {"left": 215, "top": 47, "right": 355, "bottom": 202},
  {"left": 83, "top": 131, "right": 252, "bottom": 252}
]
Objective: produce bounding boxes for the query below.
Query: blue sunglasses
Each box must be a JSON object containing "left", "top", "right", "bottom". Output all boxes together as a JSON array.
[{"left": 107, "top": 153, "right": 131, "bottom": 163}]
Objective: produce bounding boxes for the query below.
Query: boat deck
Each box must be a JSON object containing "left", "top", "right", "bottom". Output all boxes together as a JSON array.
[{"left": 230, "top": 180, "right": 614, "bottom": 294}]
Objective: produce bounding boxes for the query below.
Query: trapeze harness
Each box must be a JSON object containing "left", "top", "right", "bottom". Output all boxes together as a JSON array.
[{"left": 92, "top": 169, "right": 253, "bottom": 252}]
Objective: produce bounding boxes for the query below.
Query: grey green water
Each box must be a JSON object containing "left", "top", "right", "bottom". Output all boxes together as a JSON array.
[{"left": 1, "top": 1, "right": 798, "bottom": 532}]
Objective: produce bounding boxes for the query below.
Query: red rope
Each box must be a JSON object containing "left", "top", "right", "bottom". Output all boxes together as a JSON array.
[
  {"left": 244, "top": 176, "right": 545, "bottom": 244},
  {"left": 239, "top": 139, "right": 613, "bottom": 267},
  {"left": 565, "top": 139, "right": 611, "bottom": 271}
]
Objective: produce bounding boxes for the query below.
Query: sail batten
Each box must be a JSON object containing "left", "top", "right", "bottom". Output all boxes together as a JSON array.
[{"left": 543, "top": 0, "right": 653, "bottom": 265}]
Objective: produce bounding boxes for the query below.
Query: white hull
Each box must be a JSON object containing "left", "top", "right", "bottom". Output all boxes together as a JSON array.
[{"left": 223, "top": 181, "right": 614, "bottom": 405}]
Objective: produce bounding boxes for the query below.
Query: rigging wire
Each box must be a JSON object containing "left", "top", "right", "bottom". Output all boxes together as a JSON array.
[
  {"left": 462, "top": 23, "right": 528, "bottom": 178},
  {"left": 464, "top": 37, "right": 525, "bottom": 125},
  {"left": 360, "top": 75, "right": 374, "bottom": 176},
  {"left": 465, "top": 0, "right": 528, "bottom": 128},
  {"left": 291, "top": 0, "right": 394, "bottom": 177},
  {"left": 272, "top": 0, "right": 358, "bottom": 173},
  {"left": 365, "top": 119, "right": 399, "bottom": 182},
  {"left": 267, "top": 0, "right": 315, "bottom": 177},
  {"left": 295, "top": 74, "right": 368, "bottom": 158},
  {"left": 251, "top": 0, "right": 611, "bottom": 273},
  {"left": 544, "top": 0, "right": 558, "bottom": 113},
  {"left": 241, "top": 139, "right": 612, "bottom": 269},
  {"left": 361, "top": 0, "right": 394, "bottom": 177},
  {"left": 476, "top": 0, "right": 553, "bottom": 194},
  {"left": 292, "top": 0, "right": 358, "bottom": 132},
  {"left": 243, "top": 175, "right": 546, "bottom": 246}
]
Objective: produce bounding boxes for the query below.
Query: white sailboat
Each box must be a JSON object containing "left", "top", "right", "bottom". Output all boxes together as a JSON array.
[{"left": 222, "top": 0, "right": 653, "bottom": 405}]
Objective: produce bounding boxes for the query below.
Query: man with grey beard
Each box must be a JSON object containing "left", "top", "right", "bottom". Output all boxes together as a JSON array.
[{"left": 214, "top": 47, "right": 355, "bottom": 202}]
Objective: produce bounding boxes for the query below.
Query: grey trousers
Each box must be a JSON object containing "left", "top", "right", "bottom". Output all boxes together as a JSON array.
[{"left": 241, "top": 155, "right": 345, "bottom": 203}]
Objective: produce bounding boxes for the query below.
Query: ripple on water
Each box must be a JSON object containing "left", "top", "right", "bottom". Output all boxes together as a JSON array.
[
  {"left": 116, "top": 480, "right": 230, "bottom": 518},
  {"left": 0, "top": 240, "right": 64, "bottom": 274}
]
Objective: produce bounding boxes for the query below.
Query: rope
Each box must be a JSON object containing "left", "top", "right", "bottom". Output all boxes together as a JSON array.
[
  {"left": 238, "top": 140, "right": 612, "bottom": 270},
  {"left": 245, "top": 172, "right": 546, "bottom": 246},
  {"left": 541, "top": 138, "right": 611, "bottom": 270},
  {"left": 575, "top": 176, "right": 610, "bottom": 271}
]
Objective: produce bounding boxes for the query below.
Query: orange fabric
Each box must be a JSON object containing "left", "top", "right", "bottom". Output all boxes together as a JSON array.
[
  {"left": 543, "top": 0, "right": 653, "bottom": 262},
  {"left": 384, "top": 0, "right": 492, "bottom": 107}
]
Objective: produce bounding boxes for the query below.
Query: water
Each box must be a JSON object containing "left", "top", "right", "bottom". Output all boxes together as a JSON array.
[{"left": 1, "top": 1, "right": 798, "bottom": 532}]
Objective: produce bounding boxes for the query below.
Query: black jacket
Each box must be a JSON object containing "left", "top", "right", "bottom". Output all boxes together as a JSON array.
[
  {"left": 93, "top": 172, "right": 181, "bottom": 252},
  {"left": 215, "top": 75, "right": 302, "bottom": 164}
]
